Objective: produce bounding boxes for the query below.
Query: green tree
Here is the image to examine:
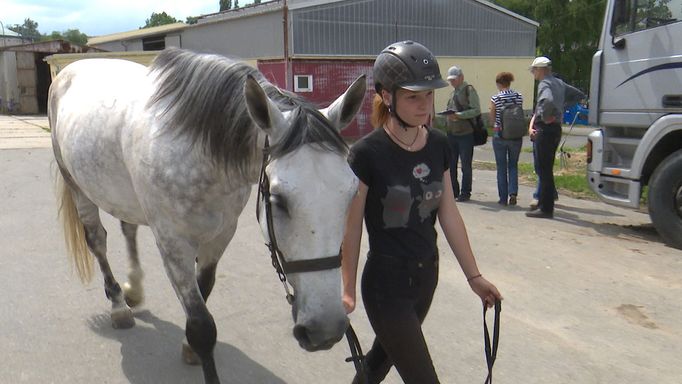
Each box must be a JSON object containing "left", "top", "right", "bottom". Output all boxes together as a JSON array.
[
  {"left": 142, "top": 12, "right": 179, "bottom": 28},
  {"left": 43, "top": 29, "right": 88, "bottom": 45},
  {"left": 62, "top": 29, "right": 88, "bottom": 45},
  {"left": 220, "top": 0, "right": 232, "bottom": 11},
  {"left": 186, "top": 16, "right": 199, "bottom": 25},
  {"left": 7, "top": 18, "right": 42, "bottom": 40},
  {"left": 492, "top": 0, "right": 606, "bottom": 92},
  {"left": 235, "top": 0, "right": 240, "bottom": 8}
]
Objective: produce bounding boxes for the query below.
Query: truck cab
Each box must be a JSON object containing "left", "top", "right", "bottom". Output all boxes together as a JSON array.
[{"left": 588, "top": 0, "right": 682, "bottom": 249}]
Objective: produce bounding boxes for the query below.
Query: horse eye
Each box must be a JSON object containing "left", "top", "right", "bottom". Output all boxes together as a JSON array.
[{"left": 270, "top": 194, "right": 289, "bottom": 214}]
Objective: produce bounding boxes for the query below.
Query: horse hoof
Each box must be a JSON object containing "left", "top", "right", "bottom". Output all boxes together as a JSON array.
[
  {"left": 182, "top": 343, "right": 201, "bottom": 365},
  {"left": 111, "top": 307, "right": 135, "bottom": 329},
  {"left": 123, "top": 282, "right": 144, "bottom": 307}
]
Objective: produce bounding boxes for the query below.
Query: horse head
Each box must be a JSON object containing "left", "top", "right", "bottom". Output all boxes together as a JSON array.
[{"left": 245, "top": 74, "right": 366, "bottom": 351}]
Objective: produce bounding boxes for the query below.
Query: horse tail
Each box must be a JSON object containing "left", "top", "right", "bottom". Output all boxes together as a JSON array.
[{"left": 55, "top": 170, "right": 94, "bottom": 283}]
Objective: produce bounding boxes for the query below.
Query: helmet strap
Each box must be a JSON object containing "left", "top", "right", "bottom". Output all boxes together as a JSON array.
[{"left": 388, "top": 90, "right": 410, "bottom": 130}]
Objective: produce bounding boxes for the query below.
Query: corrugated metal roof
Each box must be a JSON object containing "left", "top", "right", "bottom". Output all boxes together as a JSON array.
[
  {"left": 0, "top": 29, "right": 22, "bottom": 37},
  {"left": 88, "top": 23, "right": 187, "bottom": 45},
  {"left": 198, "top": 0, "right": 536, "bottom": 27},
  {"left": 196, "top": 0, "right": 283, "bottom": 24},
  {"left": 288, "top": 0, "right": 538, "bottom": 26},
  {"left": 0, "top": 39, "right": 105, "bottom": 53}
]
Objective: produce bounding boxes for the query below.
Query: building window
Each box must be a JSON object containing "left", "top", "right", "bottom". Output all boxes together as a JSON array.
[
  {"left": 142, "top": 35, "right": 165, "bottom": 51},
  {"left": 294, "top": 75, "right": 313, "bottom": 92}
]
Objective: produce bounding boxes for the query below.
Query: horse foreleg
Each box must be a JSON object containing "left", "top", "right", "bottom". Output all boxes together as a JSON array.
[
  {"left": 182, "top": 229, "right": 235, "bottom": 366},
  {"left": 76, "top": 202, "right": 134, "bottom": 329},
  {"left": 120, "top": 221, "right": 145, "bottom": 307},
  {"left": 196, "top": 226, "right": 235, "bottom": 302},
  {"left": 158, "top": 239, "right": 220, "bottom": 384}
]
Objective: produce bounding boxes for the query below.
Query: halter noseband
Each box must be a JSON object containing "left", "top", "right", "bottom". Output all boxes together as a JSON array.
[{"left": 256, "top": 136, "right": 342, "bottom": 303}]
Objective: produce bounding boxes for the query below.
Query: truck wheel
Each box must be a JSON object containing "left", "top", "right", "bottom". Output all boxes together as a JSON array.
[{"left": 648, "top": 149, "right": 682, "bottom": 250}]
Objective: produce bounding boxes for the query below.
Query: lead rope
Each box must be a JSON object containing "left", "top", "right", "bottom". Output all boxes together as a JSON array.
[
  {"left": 483, "top": 300, "right": 501, "bottom": 384},
  {"left": 256, "top": 136, "right": 367, "bottom": 382}
]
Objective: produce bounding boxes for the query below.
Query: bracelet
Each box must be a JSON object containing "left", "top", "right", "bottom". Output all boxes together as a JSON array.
[{"left": 467, "top": 273, "right": 482, "bottom": 282}]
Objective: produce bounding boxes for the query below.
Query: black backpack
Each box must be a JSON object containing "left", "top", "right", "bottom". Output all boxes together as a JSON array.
[{"left": 500, "top": 103, "right": 526, "bottom": 140}]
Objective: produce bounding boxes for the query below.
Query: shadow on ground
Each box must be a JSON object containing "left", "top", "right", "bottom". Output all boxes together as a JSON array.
[{"left": 88, "top": 310, "right": 286, "bottom": 384}]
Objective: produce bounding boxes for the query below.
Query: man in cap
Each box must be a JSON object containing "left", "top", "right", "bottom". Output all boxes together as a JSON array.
[
  {"left": 526, "top": 56, "right": 585, "bottom": 218},
  {"left": 444, "top": 65, "right": 481, "bottom": 202}
]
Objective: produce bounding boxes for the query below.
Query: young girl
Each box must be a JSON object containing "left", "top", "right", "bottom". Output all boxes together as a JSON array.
[{"left": 341, "top": 40, "right": 502, "bottom": 384}]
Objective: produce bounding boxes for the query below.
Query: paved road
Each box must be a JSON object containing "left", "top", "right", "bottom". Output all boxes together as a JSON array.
[{"left": 1, "top": 117, "right": 681, "bottom": 384}]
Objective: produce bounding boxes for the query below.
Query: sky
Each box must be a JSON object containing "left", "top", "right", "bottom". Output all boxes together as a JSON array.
[{"left": 0, "top": 0, "right": 225, "bottom": 37}]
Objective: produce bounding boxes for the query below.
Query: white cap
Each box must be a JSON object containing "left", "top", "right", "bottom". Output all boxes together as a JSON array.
[
  {"left": 446, "top": 66, "right": 462, "bottom": 80},
  {"left": 530, "top": 56, "right": 551, "bottom": 68}
]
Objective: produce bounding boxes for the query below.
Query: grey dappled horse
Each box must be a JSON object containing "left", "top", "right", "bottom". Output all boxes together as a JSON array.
[{"left": 49, "top": 48, "right": 366, "bottom": 384}]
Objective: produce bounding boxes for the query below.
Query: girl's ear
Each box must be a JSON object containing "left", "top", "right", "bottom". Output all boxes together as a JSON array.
[{"left": 381, "top": 89, "right": 392, "bottom": 107}]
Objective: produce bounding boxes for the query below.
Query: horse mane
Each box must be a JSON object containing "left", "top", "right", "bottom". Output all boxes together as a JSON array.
[{"left": 147, "top": 48, "right": 347, "bottom": 177}]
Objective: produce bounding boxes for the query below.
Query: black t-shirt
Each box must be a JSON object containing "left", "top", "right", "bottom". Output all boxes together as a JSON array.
[{"left": 348, "top": 127, "right": 452, "bottom": 260}]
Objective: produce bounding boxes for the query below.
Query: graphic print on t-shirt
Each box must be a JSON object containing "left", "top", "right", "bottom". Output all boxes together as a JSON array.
[
  {"left": 381, "top": 162, "right": 445, "bottom": 228},
  {"left": 412, "top": 163, "right": 431, "bottom": 181},
  {"left": 381, "top": 185, "right": 411, "bottom": 228},
  {"left": 417, "top": 181, "right": 443, "bottom": 221}
]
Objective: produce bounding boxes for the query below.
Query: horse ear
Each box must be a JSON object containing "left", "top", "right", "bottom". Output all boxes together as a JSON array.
[
  {"left": 244, "top": 75, "right": 286, "bottom": 138},
  {"left": 322, "top": 75, "right": 367, "bottom": 132}
]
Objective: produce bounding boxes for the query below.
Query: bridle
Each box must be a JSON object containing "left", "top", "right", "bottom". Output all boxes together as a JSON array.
[
  {"left": 256, "top": 136, "right": 367, "bottom": 381},
  {"left": 256, "top": 136, "right": 342, "bottom": 302}
]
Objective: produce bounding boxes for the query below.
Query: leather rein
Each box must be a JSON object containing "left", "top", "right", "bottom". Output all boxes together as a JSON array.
[{"left": 256, "top": 136, "right": 367, "bottom": 380}]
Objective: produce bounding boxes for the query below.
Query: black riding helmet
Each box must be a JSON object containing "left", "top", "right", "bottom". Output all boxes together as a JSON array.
[{"left": 373, "top": 41, "right": 448, "bottom": 127}]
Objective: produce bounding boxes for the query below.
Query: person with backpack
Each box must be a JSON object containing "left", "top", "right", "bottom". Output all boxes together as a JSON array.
[
  {"left": 489, "top": 72, "right": 524, "bottom": 206},
  {"left": 341, "top": 40, "right": 502, "bottom": 384},
  {"left": 444, "top": 66, "right": 482, "bottom": 202}
]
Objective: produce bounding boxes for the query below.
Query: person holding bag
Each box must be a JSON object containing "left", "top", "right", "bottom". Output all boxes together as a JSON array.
[
  {"left": 341, "top": 40, "right": 502, "bottom": 384},
  {"left": 443, "top": 66, "right": 482, "bottom": 202}
]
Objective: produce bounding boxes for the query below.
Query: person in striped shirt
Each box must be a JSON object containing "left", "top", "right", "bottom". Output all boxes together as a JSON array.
[{"left": 488, "top": 72, "right": 524, "bottom": 206}]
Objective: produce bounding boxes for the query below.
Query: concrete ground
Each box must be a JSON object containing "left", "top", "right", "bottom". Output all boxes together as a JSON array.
[
  {"left": 1, "top": 116, "right": 681, "bottom": 384},
  {"left": 0, "top": 115, "right": 51, "bottom": 149}
]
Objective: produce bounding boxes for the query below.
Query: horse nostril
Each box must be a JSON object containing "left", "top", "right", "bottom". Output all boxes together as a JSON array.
[{"left": 293, "top": 324, "right": 311, "bottom": 345}]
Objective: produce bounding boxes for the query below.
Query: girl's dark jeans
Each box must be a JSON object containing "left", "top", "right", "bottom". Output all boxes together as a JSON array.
[{"left": 353, "top": 253, "right": 440, "bottom": 384}]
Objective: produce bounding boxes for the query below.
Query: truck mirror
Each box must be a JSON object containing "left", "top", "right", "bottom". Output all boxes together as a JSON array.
[{"left": 610, "top": 0, "right": 629, "bottom": 35}]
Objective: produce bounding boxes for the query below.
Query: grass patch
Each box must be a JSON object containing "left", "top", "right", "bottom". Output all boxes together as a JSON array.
[{"left": 475, "top": 146, "right": 597, "bottom": 200}]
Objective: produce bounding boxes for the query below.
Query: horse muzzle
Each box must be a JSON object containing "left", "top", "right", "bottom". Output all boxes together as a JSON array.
[{"left": 292, "top": 316, "right": 349, "bottom": 351}]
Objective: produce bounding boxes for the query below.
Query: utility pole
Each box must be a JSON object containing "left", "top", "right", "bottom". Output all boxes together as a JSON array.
[{"left": 283, "top": 0, "right": 290, "bottom": 91}]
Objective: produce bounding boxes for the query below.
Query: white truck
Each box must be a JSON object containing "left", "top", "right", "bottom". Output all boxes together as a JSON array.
[{"left": 588, "top": 0, "right": 682, "bottom": 249}]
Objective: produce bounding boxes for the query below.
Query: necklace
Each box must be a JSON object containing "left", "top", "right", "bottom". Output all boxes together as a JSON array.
[{"left": 385, "top": 125, "right": 421, "bottom": 151}]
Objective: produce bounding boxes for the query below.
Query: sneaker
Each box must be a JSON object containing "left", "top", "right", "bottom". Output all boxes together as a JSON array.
[
  {"left": 525, "top": 210, "right": 553, "bottom": 219},
  {"left": 498, "top": 199, "right": 507, "bottom": 206},
  {"left": 509, "top": 195, "right": 517, "bottom": 206},
  {"left": 456, "top": 195, "right": 471, "bottom": 202},
  {"left": 529, "top": 199, "right": 539, "bottom": 210}
]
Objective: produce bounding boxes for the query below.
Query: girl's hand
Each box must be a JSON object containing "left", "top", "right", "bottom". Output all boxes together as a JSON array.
[
  {"left": 342, "top": 292, "right": 356, "bottom": 314},
  {"left": 468, "top": 276, "right": 503, "bottom": 308}
]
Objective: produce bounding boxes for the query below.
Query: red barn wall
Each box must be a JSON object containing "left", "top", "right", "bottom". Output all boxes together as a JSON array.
[
  {"left": 291, "top": 59, "right": 373, "bottom": 140},
  {"left": 257, "top": 60, "right": 286, "bottom": 87}
]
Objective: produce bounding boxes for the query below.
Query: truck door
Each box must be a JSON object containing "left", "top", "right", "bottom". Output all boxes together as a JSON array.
[{"left": 600, "top": 0, "right": 682, "bottom": 127}]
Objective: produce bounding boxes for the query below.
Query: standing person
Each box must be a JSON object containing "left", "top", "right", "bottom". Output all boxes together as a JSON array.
[
  {"left": 529, "top": 138, "right": 558, "bottom": 210},
  {"left": 489, "top": 72, "right": 524, "bottom": 206},
  {"left": 444, "top": 66, "right": 481, "bottom": 202},
  {"left": 341, "top": 40, "right": 502, "bottom": 384},
  {"left": 526, "top": 57, "right": 585, "bottom": 218}
]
